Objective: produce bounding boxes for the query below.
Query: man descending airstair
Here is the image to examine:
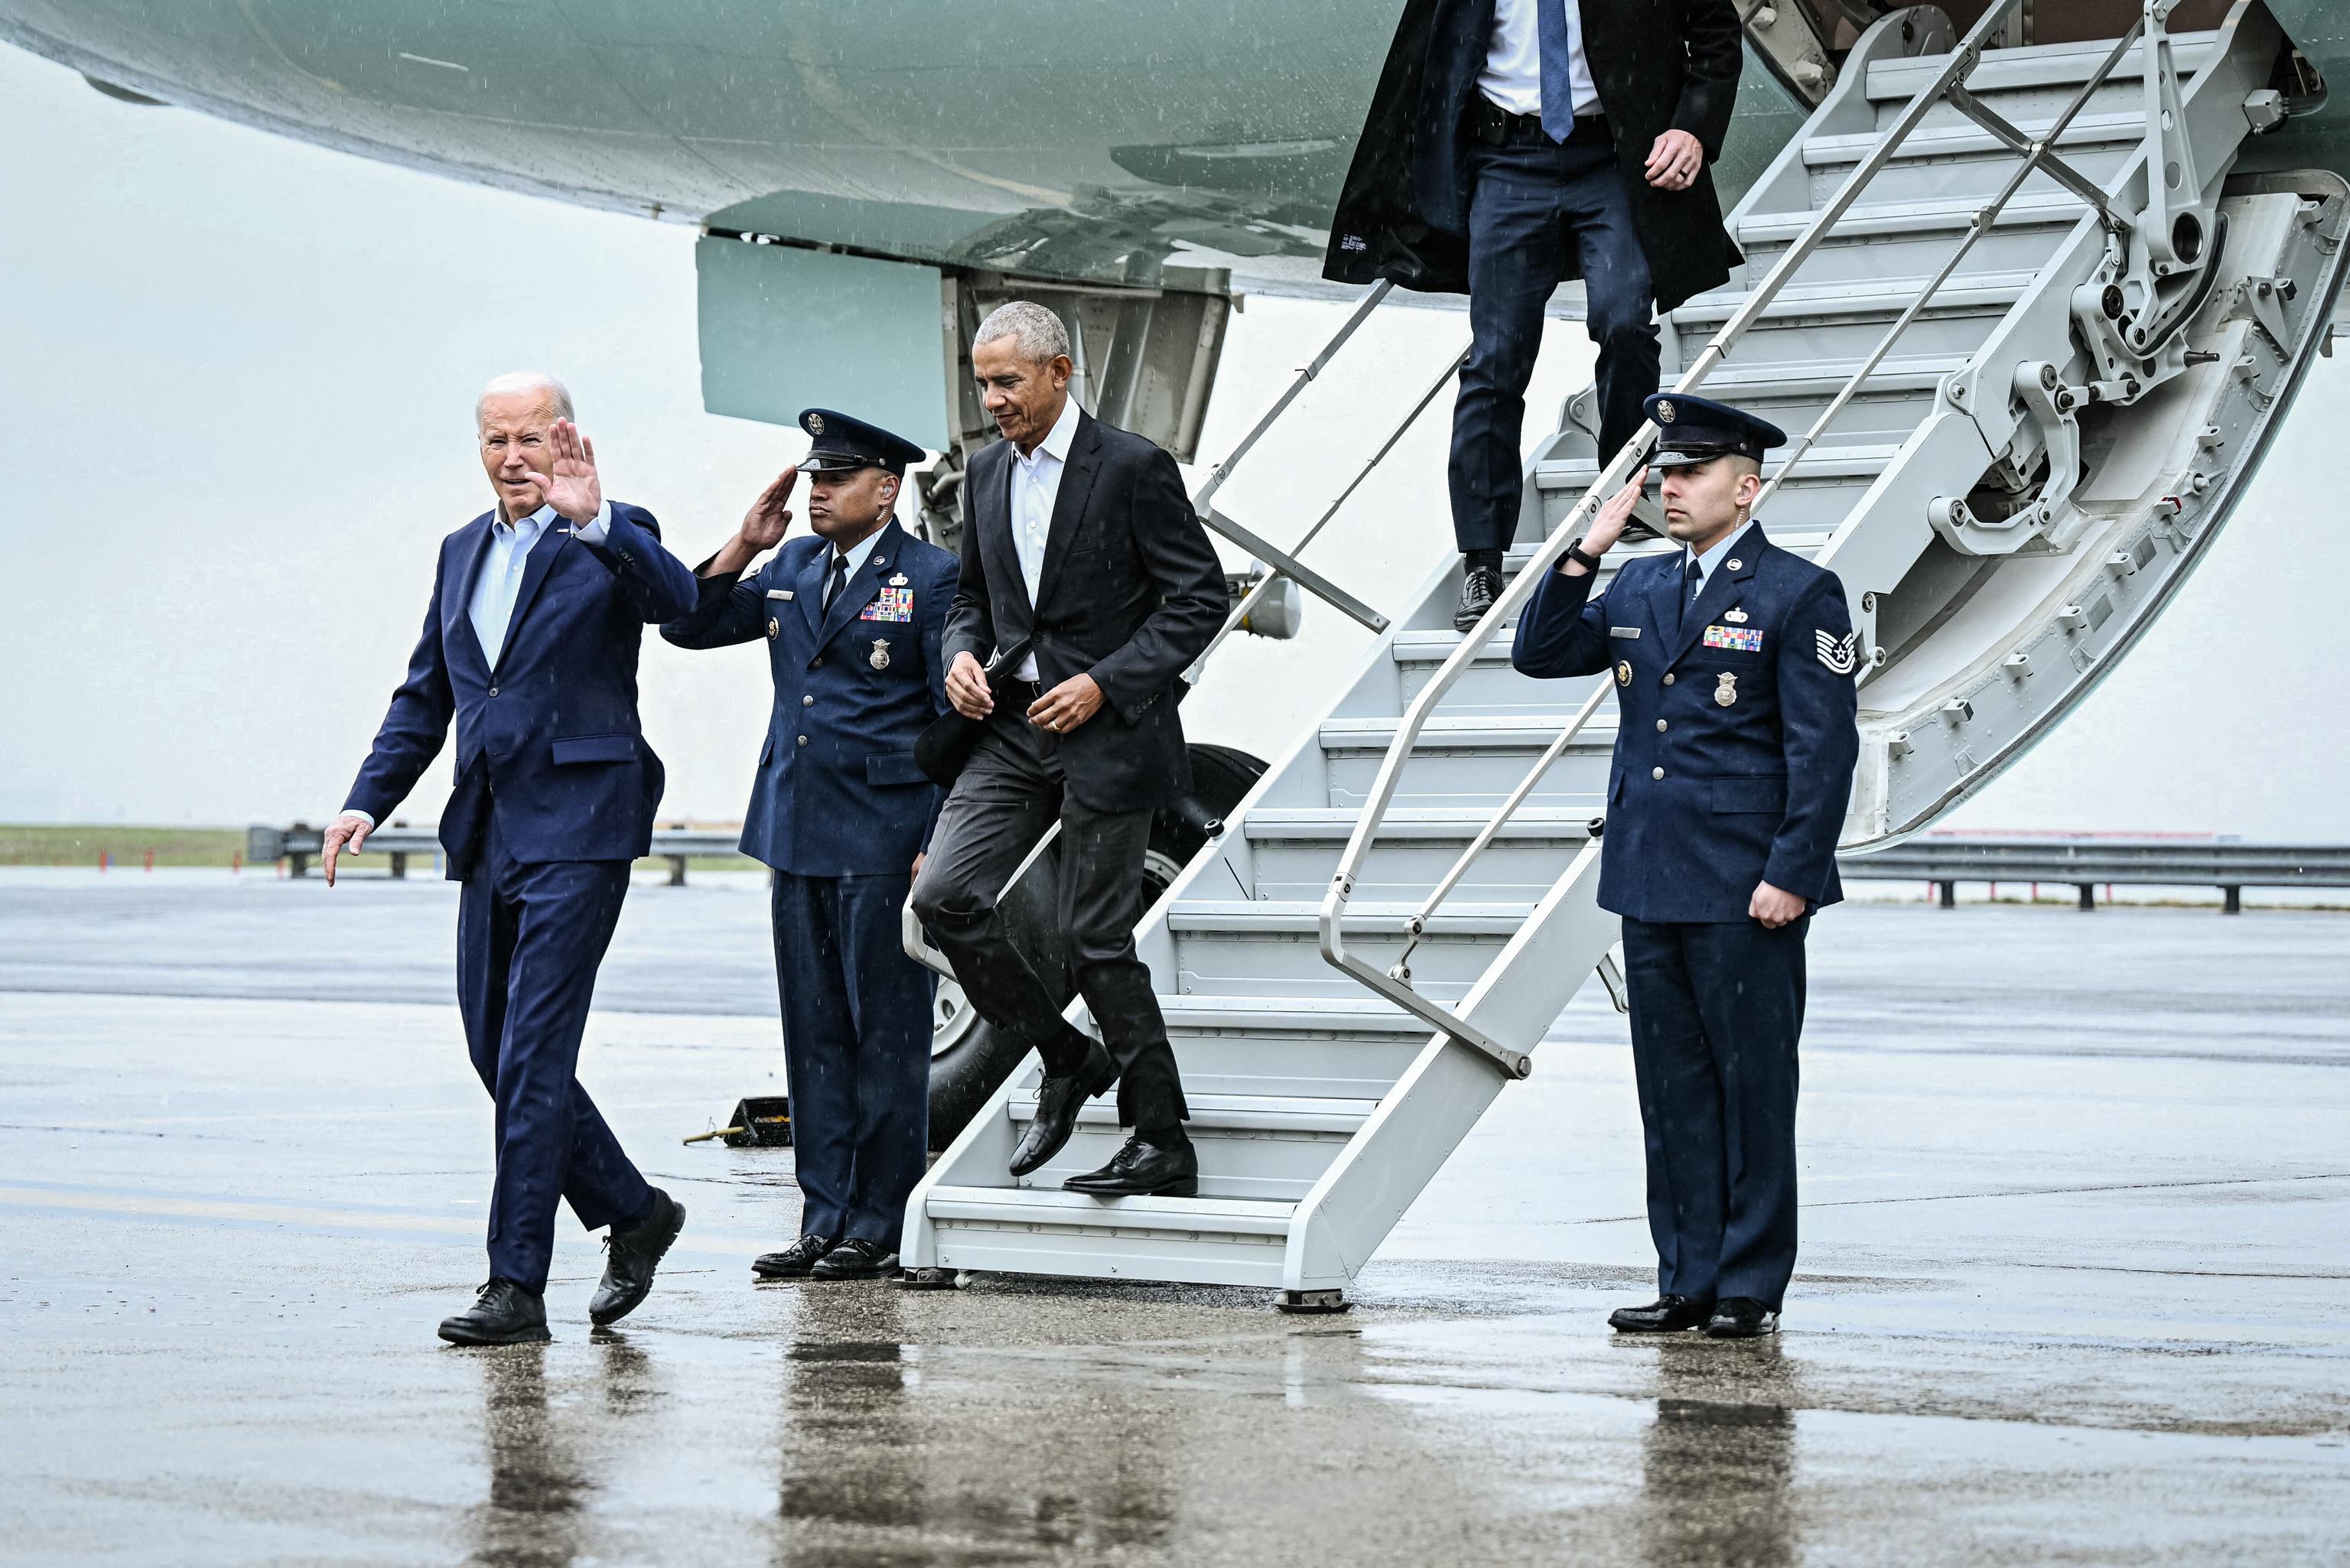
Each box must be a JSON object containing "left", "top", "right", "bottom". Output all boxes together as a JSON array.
[{"left": 904, "top": 0, "right": 2350, "bottom": 1309}]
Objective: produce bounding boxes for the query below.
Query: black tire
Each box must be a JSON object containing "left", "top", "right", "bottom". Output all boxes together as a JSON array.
[{"left": 922, "top": 741, "right": 1268, "bottom": 1150}]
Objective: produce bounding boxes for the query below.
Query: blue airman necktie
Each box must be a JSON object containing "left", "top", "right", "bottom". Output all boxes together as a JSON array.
[
  {"left": 1679, "top": 557, "right": 1703, "bottom": 636},
  {"left": 823, "top": 551, "right": 848, "bottom": 612},
  {"left": 1538, "top": 0, "right": 1578, "bottom": 142}
]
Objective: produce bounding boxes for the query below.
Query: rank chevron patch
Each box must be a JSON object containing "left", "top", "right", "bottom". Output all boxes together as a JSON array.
[{"left": 1816, "top": 629, "right": 1860, "bottom": 675}]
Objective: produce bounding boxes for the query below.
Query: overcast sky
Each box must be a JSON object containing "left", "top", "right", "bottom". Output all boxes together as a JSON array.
[{"left": 2, "top": 44, "right": 2342, "bottom": 838}]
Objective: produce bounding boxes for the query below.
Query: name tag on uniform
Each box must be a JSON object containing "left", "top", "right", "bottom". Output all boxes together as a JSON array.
[
  {"left": 1704, "top": 624, "right": 1765, "bottom": 652},
  {"left": 1609, "top": 626, "right": 1641, "bottom": 639},
  {"left": 861, "top": 587, "right": 914, "bottom": 623},
  {"left": 767, "top": 588, "right": 794, "bottom": 600}
]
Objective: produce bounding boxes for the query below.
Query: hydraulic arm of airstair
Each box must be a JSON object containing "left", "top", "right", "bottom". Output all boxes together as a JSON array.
[{"left": 904, "top": 0, "right": 2350, "bottom": 1306}]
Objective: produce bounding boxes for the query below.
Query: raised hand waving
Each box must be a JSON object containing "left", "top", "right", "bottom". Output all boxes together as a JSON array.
[{"left": 523, "top": 418, "right": 604, "bottom": 524}]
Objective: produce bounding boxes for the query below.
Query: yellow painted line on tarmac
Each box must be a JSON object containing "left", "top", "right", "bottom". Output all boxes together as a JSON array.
[{"left": 0, "top": 1186, "right": 767, "bottom": 1257}]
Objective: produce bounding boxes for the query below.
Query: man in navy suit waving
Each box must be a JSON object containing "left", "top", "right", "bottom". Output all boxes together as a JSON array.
[
  {"left": 664, "top": 409, "right": 958, "bottom": 1283},
  {"left": 1512, "top": 393, "right": 1860, "bottom": 1340},
  {"left": 321, "top": 371, "right": 700, "bottom": 1345}
]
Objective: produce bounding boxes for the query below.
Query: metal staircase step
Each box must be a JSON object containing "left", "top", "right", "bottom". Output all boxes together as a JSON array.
[
  {"left": 1245, "top": 805, "right": 1598, "bottom": 899},
  {"left": 1009, "top": 1088, "right": 1373, "bottom": 1137},
  {"left": 1801, "top": 110, "right": 2145, "bottom": 170},
  {"left": 1167, "top": 899, "right": 1536, "bottom": 936},
  {"left": 1672, "top": 275, "right": 2032, "bottom": 327},
  {"left": 923, "top": 1185, "right": 1299, "bottom": 1287},
  {"left": 1245, "top": 805, "right": 1597, "bottom": 841},
  {"left": 1865, "top": 31, "right": 2220, "bottom": 101},
  {"left": 1160, "top": 994, "right": 1437, "bottom": 1099},
  {"left": 1735, "top": 190, "right": 2091, "bottom": 248}
]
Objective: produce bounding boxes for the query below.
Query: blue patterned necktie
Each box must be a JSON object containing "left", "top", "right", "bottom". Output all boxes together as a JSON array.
[{"left": 1538, "top": 0, "right": 1578, "bottom": 142}]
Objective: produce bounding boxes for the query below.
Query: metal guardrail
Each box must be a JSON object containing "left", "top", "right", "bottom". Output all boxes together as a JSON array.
[
  {"left": 1319, "top": 0, "right": 2188, "bottom": 1076},
  {"left": 249, "top": 824, "right": 750, "bottom": 885},
  {"left": 1837, "top": 837, "right": 2350, "bottom": 912}
]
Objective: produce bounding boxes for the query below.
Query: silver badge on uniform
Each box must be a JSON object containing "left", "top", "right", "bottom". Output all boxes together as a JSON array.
[
  {"left": 869, "top": 638, "right": 891, "bottom": 671},
  {"left": 1716, "top": 672, "right": 1738, "bottom": 707},
  {"left": 1723, "top": 607, "right": 1748, "bottom": 623},
  {"left": 1616, "top": 659, "right": 1632, "bottom": 686},
  {"left": 1727, "top": 558, "right": 1743, "bottom": 572},
  {"left": 767, "top": 617, "right": 780, "bottom": 639},
  {"left": 1656, "top": 400, "right": 1677, "bottom": 425},
  {"left": 888, "top": 572, "right": 908, "bottom": 587}
]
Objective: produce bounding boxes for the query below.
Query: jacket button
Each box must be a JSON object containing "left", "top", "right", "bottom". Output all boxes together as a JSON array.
[
  {"left": 802, "top": 695, "right": 815, "bottom": 707},
  {"left": 487, "top": 686, "right": 498, "bottom": 698},
  {"left": 1652, "top": 766, "right": 1665, "bottom": 779},
  {"left": 796, "top": 735, "right": 808, "bottom": 747},
  {"left": 1662, "top": 673, "right": 1675, "bottom": 686},
  {"left": 812, "top": 657, "right": 823, "bottom": 669},
  {"left": 1655, "top": 719, "right": 1668, "bottom": 732}
]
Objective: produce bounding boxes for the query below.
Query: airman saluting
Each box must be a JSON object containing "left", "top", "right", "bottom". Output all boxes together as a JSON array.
[
  {"left": 663, "top": 409, "right": 959, "bottom": 1283},
  {"left": 1512, "top": 393, "right": 1860, "bottom": 1338}
]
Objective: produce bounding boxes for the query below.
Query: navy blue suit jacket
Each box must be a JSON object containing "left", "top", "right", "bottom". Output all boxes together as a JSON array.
[
  {"left": 662, "top": 519, "right": 956, "bottom": 877},
  {"left": 1511, "top": 525, "right": 1860, "bottom": 922},
  {"left": 343, "top": 502, "right": 700, "bottom": 875}
]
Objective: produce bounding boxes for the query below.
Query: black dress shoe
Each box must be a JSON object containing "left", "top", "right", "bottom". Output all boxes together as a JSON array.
[
  {"left": 1453, "top": 566, "right": 1503, "bottom": 633},
  {"left": 1008, "top": 1037, "right": 1118, "bottom": 1178},
  {"left": 1063, "top": 1135, "right": 1199, "bottom": 1197},
  {"left": 811, "top": 1236, "right": 900, "bottom": 1279},
  {"left": 752, "top": 1234, "right": 835, "bottom": 1280},
  {"left": 1608, "top": 1294, "right": 1714, "bottom": 1333},
  {"left": 438, "top": 1278, "right": 550, "bottom": 1345},
  {"left": 589, "top": 1187, "right": 685, "bottom": 1326},
  {"left": 1705, "top": 1297, "right": 1779, "bottom": 1339}
]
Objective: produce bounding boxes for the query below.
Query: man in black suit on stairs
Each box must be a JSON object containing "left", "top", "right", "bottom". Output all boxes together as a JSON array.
[{"left": 910, "top": 301, "right": 1227, "bottom": 1198}]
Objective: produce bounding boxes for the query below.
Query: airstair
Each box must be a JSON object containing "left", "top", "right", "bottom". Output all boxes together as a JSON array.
[{"left": 903, "top": 0, "right": 2349, "bottom": 1306}]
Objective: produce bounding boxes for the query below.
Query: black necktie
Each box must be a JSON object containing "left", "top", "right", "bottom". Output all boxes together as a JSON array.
[
  {"left": 1680, "top": 557, "right": 1703, "bottom": 634},
  {"left": 823, "top": 552, "right": 848, "bottom": 612}
]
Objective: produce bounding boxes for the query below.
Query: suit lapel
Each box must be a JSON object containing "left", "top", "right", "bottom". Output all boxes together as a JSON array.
[
  {"left": 815, "top": 521, "right": 904, "bottom": 650},
  {"left": 493, "top": 519, "right": 573, "bottom": 672},
  {"left": 1668, "top": 525, "right": 1767, "bottom": 665},
  {"left": 448, "top": 513, "right": 496, "bottom": 672},
  {"left": 1033, "top": 412, "right": 1100, "bottom": 613},
  {"left": 796, "top": 545, "right": 828, "bottom": 639}
]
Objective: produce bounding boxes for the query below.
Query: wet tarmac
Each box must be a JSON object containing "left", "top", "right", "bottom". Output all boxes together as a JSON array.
[{"left": 4, "top": 868, "right": 2347, "bottom": 1565}]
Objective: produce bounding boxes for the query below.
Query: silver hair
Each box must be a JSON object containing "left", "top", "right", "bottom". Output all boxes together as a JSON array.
[
  {"left": 475, "top": 370, "right": 574, "bottom": 427},
  {"left": 973, "top": 301, "right": 1070, "bottom": 366}
]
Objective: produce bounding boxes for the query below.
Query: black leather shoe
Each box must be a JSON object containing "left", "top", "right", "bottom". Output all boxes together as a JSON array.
[
  {"left": 752, "top": 1234, "right": 835, "bottom": 1280},
  {"left": 811, "top": 1237, "right": 900, "bottom": 1280},
  {"left": 589, "top": 1187, "right": 685, "bottom": 1326},
  {"left": 1008, "top": 1038, "right": 1118, "bottom": 1178},
  {"left": 1608, "top": 1294, "right": 1714, "bottom": 1333},
  {"left": 1705, "top": 1297, "right": 1779, "bottom": 1339},
  {"left": 438, "top": 1278, "right": 550, "bottom": 1345},
  {"left": 1453, "top": 566, "right": 1503, "bottom": 633},
  {"left": 1063, "top": 1135, "right": 1199, "bottom": 1197}
]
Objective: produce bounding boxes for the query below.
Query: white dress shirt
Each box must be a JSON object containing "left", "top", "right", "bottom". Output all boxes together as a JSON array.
[
  {"left": 1684, "top": 517, "right": 1756, "bottom": 600},
  {"left": 820, "top": 525, "right": 885, "bottom": 608},
  {"left": 344, "top": 497, "right": 611, "bottom": 830},
  {"left": 1479, "top": 0, "right": 1599, "bottom": 119},
  {"left": 1007, "top": 395, "right": 1083, "bottom": 682}
]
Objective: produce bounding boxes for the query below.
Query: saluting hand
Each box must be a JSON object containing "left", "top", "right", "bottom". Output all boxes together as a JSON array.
[
  {"left": 1566, "top": 467, "right": 1646, "bottom": 574},
  {"left": 522, "top": 418, "right": 604, "bottom": 524},
  {"left": 1645, "top": 129, "right": 1704, "bottom": 192},
  {"left": 740, "top": 465, "right": 798, "bottom": 551}
]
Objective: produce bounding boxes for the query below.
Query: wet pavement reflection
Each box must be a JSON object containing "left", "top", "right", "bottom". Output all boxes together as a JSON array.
[{"left": 1639, "top": 1341, "right": 1797, "bottom": 1568}]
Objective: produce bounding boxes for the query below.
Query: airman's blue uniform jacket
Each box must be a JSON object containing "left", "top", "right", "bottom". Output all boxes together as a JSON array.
[
  {"left": 663, "top": 519, "right": 957, "bottom": 877},
  {"left": 1511, "top": 524, "right": 1860, "bottom": 922}
]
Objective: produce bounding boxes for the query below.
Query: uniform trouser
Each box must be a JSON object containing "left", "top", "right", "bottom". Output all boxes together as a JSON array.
[
  {"left": 1620, "top": 914, "right": 1808, "bottom": 1312},
  {"left": 455, "top": 810, "right": 653, "bottom": 1293},
  {"left": 910, "top": 709, "right": 1189, "bottom": 1131},
  {"left": 1450, "top": 124, "right": 1660, "bottom": 556},
  {"left": 770, "top": 870, "right": 934, "bottom": 1245}
]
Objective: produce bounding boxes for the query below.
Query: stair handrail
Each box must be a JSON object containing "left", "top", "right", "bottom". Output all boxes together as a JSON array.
[
  {"left": 1381, "top": 4, "right": 2169, "bottom": 974},
  {"left": 1317, "top": 0, "right": 2048, "bottom": 1078}
]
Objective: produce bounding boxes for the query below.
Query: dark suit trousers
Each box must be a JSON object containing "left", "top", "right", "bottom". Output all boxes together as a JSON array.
[
  {"left": 1620, "top": 915, "right": 1808, "bottom": 1312},
  {"left": 1450, "top": 125, "right": 1660, "bottom": 555},
  {"left": 912, "top": 709, "right": 1188, "bottom": 1130},
  {"left": 771, "top": 870, "right": 934, "bottom": 1245},
  {"left": 455, "top": 811, "right": 652, "bottom": 1293}
]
